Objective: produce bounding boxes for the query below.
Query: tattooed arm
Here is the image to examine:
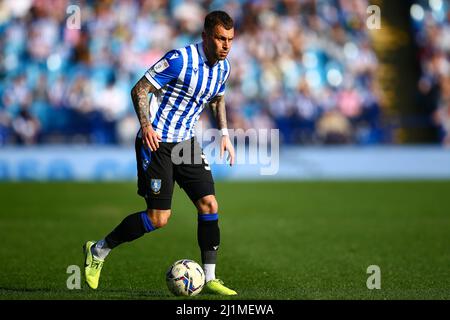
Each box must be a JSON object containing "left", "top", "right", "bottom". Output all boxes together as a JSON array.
[
  {"left": 209, "top": 95, "right": 228, "bottom": 131},
  {"left": 209, "top": 95, "right": 235, "bottom": 166},
  {"left": 131, "top": 76, "right": 161, "bottom": 151}
]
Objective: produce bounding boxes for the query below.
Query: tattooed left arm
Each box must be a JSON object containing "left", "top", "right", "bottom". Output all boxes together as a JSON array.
[
  {"left": 209, "top": 95, "right": 235, "bottom": 166},
  {"left": 209, "top": 95, "right": 227, "bottom": 130}
]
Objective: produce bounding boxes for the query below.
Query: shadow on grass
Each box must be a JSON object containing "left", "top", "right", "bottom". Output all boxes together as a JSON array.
[
  {"left": 0, "top": 286, "right": 248, "bottom": 300},
  {"left": 0, "top": 286, "right": 172, "bottom": 299}
]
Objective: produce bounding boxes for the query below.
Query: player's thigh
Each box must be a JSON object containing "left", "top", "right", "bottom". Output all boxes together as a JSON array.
[
  {"left": 135, "top": 134, "right": 175, "bottom": 210},
  {"left": 173, "top": 138, "right": 215, "bottom": 204}
]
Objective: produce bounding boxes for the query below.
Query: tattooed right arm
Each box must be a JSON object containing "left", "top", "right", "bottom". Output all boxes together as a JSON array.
[
  {"left": 130, "top": 76, "right": 161, "bottom": 151},
  {"left": 130, "top": 76, "right": 157, "bottom": 129}
]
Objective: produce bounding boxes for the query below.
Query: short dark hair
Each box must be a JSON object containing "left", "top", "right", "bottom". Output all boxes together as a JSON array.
[{"left": 204, "top": 11, "right": 234, "bottom": 34}]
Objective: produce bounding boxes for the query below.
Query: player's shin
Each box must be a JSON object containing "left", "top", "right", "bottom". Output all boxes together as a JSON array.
[
  {"left": 197, "top": 213, "right": 220, "bottom": 282},
  {"left": 102, "top": 211, "right": 156, "bottom": 253}
]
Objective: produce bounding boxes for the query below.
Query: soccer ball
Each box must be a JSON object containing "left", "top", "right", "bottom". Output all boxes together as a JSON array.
[{"left": 166, "top": 259, "right": 205, "bottom": 296}]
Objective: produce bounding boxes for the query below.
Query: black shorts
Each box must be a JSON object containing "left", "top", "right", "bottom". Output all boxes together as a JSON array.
[{"left": 135, "top": 131, "right": 215, "bottom": 210}]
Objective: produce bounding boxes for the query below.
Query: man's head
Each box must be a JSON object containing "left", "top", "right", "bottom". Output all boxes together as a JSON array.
[{"left": 202, "top": 11, "right": 234, "bottom": 63}]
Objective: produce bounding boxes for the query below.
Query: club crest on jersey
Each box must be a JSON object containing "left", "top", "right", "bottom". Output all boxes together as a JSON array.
[
  {"left": 151, "top": 179, "right": 162, "bottom": 194},
  {"left": 153, "top": 59, "right": 169, "bottom": 73}
]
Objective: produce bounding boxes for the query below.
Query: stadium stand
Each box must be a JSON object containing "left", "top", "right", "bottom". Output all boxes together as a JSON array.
[{"left": 0, "top": 0, "right": 395, "bottom": 146}]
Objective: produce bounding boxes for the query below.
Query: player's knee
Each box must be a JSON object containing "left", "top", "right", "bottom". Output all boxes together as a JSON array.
[
  {"left": 147, "top": 209, "right": 171, "bottom": 229},
  {"left": 197, "top": 195, "right": 218, "bottom": 214}
]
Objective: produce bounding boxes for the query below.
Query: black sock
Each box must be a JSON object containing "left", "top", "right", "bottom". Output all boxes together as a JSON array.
[
  {"left": 105, "top": 211, "right": 155, "bottom": 249},
  {"left": 197, "top": 213, "right": 220, "bottom": 264}
]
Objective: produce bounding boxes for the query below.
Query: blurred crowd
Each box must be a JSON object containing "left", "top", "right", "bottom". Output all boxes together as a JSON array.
[
  {"left": 0, "top": 0, "right": 384, "bottom": 146},
  {"left": 411, "top": 0, "right": 450, "bottom": 146}
]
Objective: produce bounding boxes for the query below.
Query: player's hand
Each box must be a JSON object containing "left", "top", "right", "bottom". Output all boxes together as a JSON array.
[
  {"left": 142, "top": 125, "right": 162, "bottom": 151},
  {"left": 220, "top": 135, "right": 235, "bottom": 166}
]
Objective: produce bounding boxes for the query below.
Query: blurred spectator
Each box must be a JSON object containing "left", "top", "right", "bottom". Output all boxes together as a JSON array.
[
  {"left": 412, "top": 0, "right": 450, "bottom": 145},
  {"left": 433, "top": 75, "right": 450, "bottom": 147},
  {"left": 0, "top": 111, "right": 12, "bottom": 145},
  {"left": 11, "top": 108, "right": 41, "bottom": 145},
  {"left": 0, "top": 0, "right": 385, "bottom": 146},
  {"left": 317, "top": 110, "right": 352, "bottom": 144}
]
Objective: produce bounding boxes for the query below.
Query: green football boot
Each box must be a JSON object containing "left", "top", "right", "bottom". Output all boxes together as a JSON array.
[
  {"left": 83, "top": 241, "right": 104, "bottom": 289},
  {"left": 204, "top": 279, "right": 237, "bottom": 295}
]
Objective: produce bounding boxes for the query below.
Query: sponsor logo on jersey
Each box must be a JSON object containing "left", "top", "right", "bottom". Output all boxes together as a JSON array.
[{"left": 154, "top": 59, "right": 169, "bottom": 73}]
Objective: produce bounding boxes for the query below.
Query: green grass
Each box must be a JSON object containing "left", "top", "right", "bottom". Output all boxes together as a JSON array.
[{"left": 0, "top": 181, "right": 449, "bottom": 300}]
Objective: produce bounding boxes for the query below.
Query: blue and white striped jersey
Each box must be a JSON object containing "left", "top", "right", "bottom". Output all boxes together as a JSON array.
[{"left": 144, "top": 42, "right": 231, "bottom": 143}]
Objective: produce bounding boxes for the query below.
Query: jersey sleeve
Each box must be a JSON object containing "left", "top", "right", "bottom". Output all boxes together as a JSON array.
[
  {"left": 145, "top": 50, "right": 183, "bottom": 90},
  {"left": 216, "top": 59, "right": 231, "bottom": 96}
]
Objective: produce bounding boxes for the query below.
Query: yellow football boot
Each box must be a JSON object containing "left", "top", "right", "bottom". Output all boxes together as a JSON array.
[
  {"left": 83, "top": 241, "right": 104, "bottom": 289},
  {"left": 204, "top": 279, "right": 237, "bottom": 296}
]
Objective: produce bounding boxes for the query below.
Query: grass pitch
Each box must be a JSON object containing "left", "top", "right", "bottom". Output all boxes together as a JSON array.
[{"left": 0, "top": 181, "right": 449, "bottom": 300}]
